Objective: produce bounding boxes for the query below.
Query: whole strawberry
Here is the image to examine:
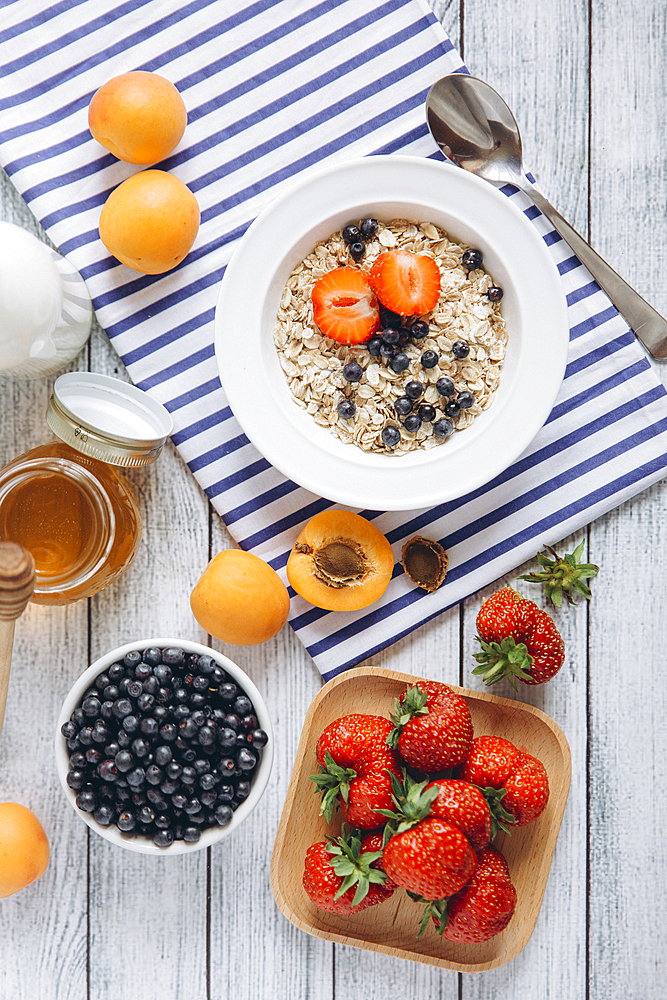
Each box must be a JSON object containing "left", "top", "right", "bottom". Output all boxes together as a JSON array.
[
  {"left": 457, "top": 735, "right": 550, "bottom": 827},
  {"left": 311, "top": 714, "right": 402, "bottom": 829},
  {"left": 302, "top": 828, "right": 397, "bottom": 915},
  {"left": 473, "top": 587, "right": 565, "bottom": 687},
  {"left": 418, "top": 845, "right": 517, "bottom": 941},
  {"left": 427, "top": 779, "right": 492, "bottom": 852},
  {"left": 379, "top": 772, "right": 477, "bottom": 899},
  {"left": 387, "top": 681, "right": 473, "bottom": 771}
]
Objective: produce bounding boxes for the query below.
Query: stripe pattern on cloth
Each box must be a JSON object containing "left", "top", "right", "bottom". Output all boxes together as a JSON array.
[{"left": 1, "top": 0, "right": 666, "bottom": 680}]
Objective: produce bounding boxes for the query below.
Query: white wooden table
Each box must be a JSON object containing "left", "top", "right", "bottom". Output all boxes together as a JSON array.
[{"left": 1, "top": 1, "right": 666, "bottom": 997}]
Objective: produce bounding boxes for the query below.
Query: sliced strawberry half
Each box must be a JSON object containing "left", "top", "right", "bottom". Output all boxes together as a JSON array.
[
  {"left": 369, "top": 249, "right": 441, "bottom": 316},
  {"left": 311, "top": 267, "right": 380, "bottom": 344}
]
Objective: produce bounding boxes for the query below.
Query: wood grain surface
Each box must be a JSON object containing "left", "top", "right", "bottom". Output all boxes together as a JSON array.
[{"left": 1, "top": 1, "right": 666, "bottom": 998}]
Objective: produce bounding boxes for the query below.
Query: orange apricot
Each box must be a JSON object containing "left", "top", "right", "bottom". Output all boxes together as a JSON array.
[
  {"left": 0, "top": 802, "right": 50, "bottom": 898},
  {"left": 88, "top": 71, "right": 187, "bottom": 165},
  {"left": 190, "top": 548, "right": 290, "bottom": 646},
  {"left": 99, "top": 169, "right": 200, "bottom": 274},
  {"left": 286, "top": 509, "right": 394, "bottom": 612}
]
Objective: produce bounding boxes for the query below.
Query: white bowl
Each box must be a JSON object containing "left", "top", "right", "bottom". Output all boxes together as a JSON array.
[
  {"left": 55, "top": 638, "right": 274, "bottom": 855},
  {"left": 214, "top": 155, "right": 569, "bottom": 511}
]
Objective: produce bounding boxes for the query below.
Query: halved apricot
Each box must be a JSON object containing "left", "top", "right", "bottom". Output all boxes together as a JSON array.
[{"left": 286, "top": 510, "right": 394, "bottom": 611}]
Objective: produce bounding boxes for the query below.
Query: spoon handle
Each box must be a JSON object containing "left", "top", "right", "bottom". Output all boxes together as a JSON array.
[{"left": 526, "top": 185, "right": 667, "bottom": 360}]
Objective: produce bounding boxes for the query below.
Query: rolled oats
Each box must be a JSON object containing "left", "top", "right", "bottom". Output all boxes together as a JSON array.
[{"left": 273, "top": 220, "right": 508, "bottom": 455}]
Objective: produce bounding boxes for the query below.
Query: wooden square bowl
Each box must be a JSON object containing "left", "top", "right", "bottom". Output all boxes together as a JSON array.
[{"left": 270, "top": 666, "right": 571, "bottom": 973}]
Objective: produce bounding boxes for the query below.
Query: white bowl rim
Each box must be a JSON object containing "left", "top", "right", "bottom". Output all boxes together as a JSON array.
[
  {"left": 54, "top": 638, "right": 274, "bottom": 856},
  {"left": 214, "top": 153, "right": 569, "bottom": 511}
]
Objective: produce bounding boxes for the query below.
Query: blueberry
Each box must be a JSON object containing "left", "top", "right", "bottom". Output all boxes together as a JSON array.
[
  {"left": 159, "top": 723, "right": 178, "bottom": 742},
  {"left": 198, "top": 726, "right": 216, "bottom": 747},
  {"left": 436, "top": 377, "right": 455, "bottom": 397},
  {"left": 487, "top": 285, "right": 504, "bottom": 302},
  {"left": 71, "top": 708, "right": 86, "bottom": 727},
  {"left": 420, "top": 350, "right": 439, "bottom": 369},
  {"left": 452, "top": 340, "right": 470, "bottom": 359},
  {"left": 78, "top": 727, "right": 93, "bottom": 746},
  {"left": 86, "top": 747, "right": 103, "bottom": 764},
  {"left": 93, "top": 805, "right": 114, "bottom": 826},
  {"left": 184, "top": 798, "right": 202, "bottom": 816},
  {"left": 219, "top": 758, "right": 237, "bottom": 778},
  {"left": 379, "top": 307, "right": 402, "bottom": 329},
  {"left": 98, "top": 759, "right": 118, "bottom": 782},
  {"left": 153, "top": 829, "right": 174, "bottom": 848},
  {"left": 381, "top": 327, "right": 401, "bottom": 345},
  {"left": 138, "top": 693, "right": 155, "bottom": 713},
  {"left": 127, "top": 767, "right": 146, "bottom": 788},
  {"left": 403, "top": 414, "right": 422, "bottom": 433},
  {"left": 199, "top": 773, "right": 216, "bottom": 792},
  {"left": 381, "top": 425, "right": 401, "bottom": 448},
  {"left": 108, "top": 663, "right": 125, "bottom": 682},
  {"left": 342, "top": 224, "right": 361, "bottom": 244},
  {"left": 236, "top": 748, "right": 258, "bottom": 772},
  {"left": 359, "top": 218, "right": 378, "bottom": 240},
  {"left": 153, "top": 663, "right": 172, "bottom": 685},
  {"left": 462, "top": 248, "right": 483, "bottom": 270},
  {"left": 405, "top": 380, "right": 424, "bottom": 400},
  {"left": 95, "top": 673, "right": 111, "bottom": 692},
  {"left": 192, "top": 674, "right": 209, "bottom": 691},
  {"left": 67, "top": 769, "right": 85, "bottom": 790},
  {"left": 349, "top": 241, "right": 365, "bottom": 261},
  {"left": 433, "top": 417, "right": 454, "bottom": 439},
  {"left": 223, "top": 713, "right": 241, "bottom": 732},
  {"left": 394, "top": 396, "right": 413, "bottom": 417},
  {"left": 183, "top": 826, "right": 201, "bottom": 843},
  {"left": 131, "top": 737, "right": 150, "bottom": 758},
  {"left": 138, "top": 805, "right": 155, "bottom": 825},
  {"left": 123, "top": 650, "right": 142, "bottom": 670},
  {"left": 337, "top": 399, "right": 356, "bottom": 420},
  {"left": 103, "top": 685, "right": 120, "bottom": 702},
  {"left": 160, "top": 780, "right": 179, "bottom": 797},
  {"left": 390, "top": 352, "right": 410, "bottom": 373},
  {"left": 82, "top": 696, "right": 101, "bottom": 718},
  {"left": 197, "top": 655, "right": 216, "bottom": 676},
  {"left": 122, "top": 715, "right": 139, "bottom": 734},
  {"left": 154, "top": 744, "right": 173, "bottom": 766},
  {"left": 418, "top": 403, "right": 436, "bottom": 423},
  {"left": 250, "top": 729, "right": 269, "bottom": 749},
  {"left": 457, "top": 390, "right": 475, "bottom": 409},
  {"left": 134, "top": 662, "right": 152, "bottom": 681},
  {"left": 70, "top": 752, "right": 87, "bottom": 769},
  {"left": 76, "top": 790, "right": 97, "bottom": 813},
  {"left": 142, "top": 647, "right": 163, "bottom": 667},
  {"left": 379, "top": 342, "right": 395, "bottom": 358},
  {"left": 112, "top": 698, "right": 132, "bottom": 719},
  {"left": 366, "top": 336, "right": 382, "bottom": 356},
  {"left": 397, "top": 330, "right": 411, "bottom": 347},
  {"left": 171, "top": 793, "right": 188, "bottom": 810},
  {"left": 444, "top": 400, "right": 460, "bottom": 419},
  {"left": 343, "top": 361, "right": 363, "bottom": 383},
  {"left": 162, "top": 647, "right": 185, "bottom": 666},
  {"left": 61, "top": 721, "right": 77, "bottom": 740},
  {"left": 127, "top": 680, "right": 143, "bottom": 699},
  {"left": 180, "top": 718, "right": 198, "bottom": 740},
  {"left": 234, "top": 780, "right": 251, "bottom": 802},
  {"left": 218, "top": 683, "right": 237, "bottom": 703},
  {"left": 218, "top": 727, "right": 237, "bottom": 749},
  {"left": 146, "top": 764, "right": 164, "bottom": 785},
  {"left": 242, "top": 714, "right": 259, "bottom": 732},
  {"left": 215, "top": 804, "right": 233, "bottom": 827},
  {"left": 410, "top": 320, "right": 429, "bottom": 339}
]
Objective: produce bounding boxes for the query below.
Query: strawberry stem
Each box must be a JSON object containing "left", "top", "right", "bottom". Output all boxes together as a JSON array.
[
  {"left": 472, "top": 636, "right": 535, "bottom": 690},
  {"left": 518, "top": 540, "right": 599, "bottom": 607},
  {"left": 309, "top": 750, "right": 357, "bottom": 823},
  {"left": 386, "top": 685, "right": 429, "bottom": 750},
  {"left": 325, "top": 825, "right": 388, "bottom": 908}
]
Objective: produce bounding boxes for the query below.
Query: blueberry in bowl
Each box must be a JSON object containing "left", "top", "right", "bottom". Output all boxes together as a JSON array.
[{"left": 55, "top": 638, "right": 273, "bottom": 855}]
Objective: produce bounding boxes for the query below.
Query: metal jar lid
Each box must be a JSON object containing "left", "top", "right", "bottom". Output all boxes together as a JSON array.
[{"left": 46, "top": 372, "right": 173, "bottom": 467}]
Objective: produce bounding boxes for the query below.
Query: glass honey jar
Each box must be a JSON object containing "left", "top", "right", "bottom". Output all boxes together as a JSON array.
[{"left": 0, "top": 372, "right": 173, "bottom": 606}]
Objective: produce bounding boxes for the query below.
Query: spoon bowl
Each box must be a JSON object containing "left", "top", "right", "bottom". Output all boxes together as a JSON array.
[{"left": 426, "top": 74, "right": 667, "bottom": 359}]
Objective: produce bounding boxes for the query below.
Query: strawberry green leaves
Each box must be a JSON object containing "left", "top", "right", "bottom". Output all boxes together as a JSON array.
[
  {"left": 310, "top": 750, "right": 357, "bottom": 822},
  {"left": 472, "top": 636, "right": 535, "bottom": 690},
  {"left": 519, "top": 540, "right": 599, "bottom": 607},
  {"left": 325, "top": 827, "right": 387, "bottom": 908}
]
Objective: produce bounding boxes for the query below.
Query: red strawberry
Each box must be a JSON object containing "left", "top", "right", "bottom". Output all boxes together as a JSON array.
[
  {"left": 302, "top": 828, "right": 397, "bottom": 915},
  {"left": 369, "top": 248, "right": 441, "bottom": 316},
  {"left": 473, "top": 586, "right": 565, "bottom": 686},
  {"left": 457, "top": 735, "right": 550, "bottom": 826},
  {"left": 420, "top": 845, "right": 517, "bottom": 942},
  {"left": 311, "top": 266, "right": 380, "bottom": 344},
  {"left": 311, "top": 714, "right": 401, "bottom": 829},
  {"left": 427, "top": 779, "right": 492, "bottom": 852},
  {"left": 387, "top": 681, "right": 473, "bottom": 771},
  {"left": 383, "top": 816, "right": 476, "bottom": 900}
]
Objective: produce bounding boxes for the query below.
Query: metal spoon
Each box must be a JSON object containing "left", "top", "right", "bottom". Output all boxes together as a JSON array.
[{"left": 426, "top": 73, "right": 667, "bottom": 360}]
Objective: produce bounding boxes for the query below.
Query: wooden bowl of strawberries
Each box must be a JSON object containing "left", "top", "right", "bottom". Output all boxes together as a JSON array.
[{"left": 270, "top": 666, "right": 571, "bottom": 973}]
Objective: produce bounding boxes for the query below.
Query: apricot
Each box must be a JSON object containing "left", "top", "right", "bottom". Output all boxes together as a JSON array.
[
  {"left": 88, "top": 71, "right": 187, "bottom": 164},
  {"left": 286, "top": 510, "right": 394, "bottom": 612},
  {"left": 190, "top": 548, "right": 290, "bottom": 646},
  {"left": 99, "top": 169, "right": 200, "bottom": 274},
  {"left": 0, "top": 802, "right": 50, "bottom": 898}
]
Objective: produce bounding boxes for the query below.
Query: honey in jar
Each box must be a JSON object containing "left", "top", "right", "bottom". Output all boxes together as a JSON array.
[{"left": 0, "top": 372, "right": 172, "bottom": 606}]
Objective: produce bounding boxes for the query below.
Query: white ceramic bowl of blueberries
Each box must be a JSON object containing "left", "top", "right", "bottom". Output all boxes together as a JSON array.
[
  {"left": 215, "top": 154, "right": 570, "bottom": 510},
  {"left": 55, "top": 638, "right": 273, "bottom": 855}
]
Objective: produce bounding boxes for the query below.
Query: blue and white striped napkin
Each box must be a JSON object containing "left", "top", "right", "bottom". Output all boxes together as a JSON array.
[{"left": 2, "top": 0, "right": 666, "bottom": 680}]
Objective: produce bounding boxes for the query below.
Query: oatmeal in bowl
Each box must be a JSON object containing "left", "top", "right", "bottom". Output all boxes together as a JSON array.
[{"left": 273, "top": 218, "right": 508, "bottom": 456}]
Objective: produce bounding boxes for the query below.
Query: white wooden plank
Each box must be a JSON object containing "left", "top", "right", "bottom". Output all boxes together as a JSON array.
[{"left": 587, "top": 2, "right": 667, "bottom": 996}]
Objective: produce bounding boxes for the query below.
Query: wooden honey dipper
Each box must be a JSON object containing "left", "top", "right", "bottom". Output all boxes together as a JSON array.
[{"left": 0, "top": 542, "right": 35, "bottom": 734}]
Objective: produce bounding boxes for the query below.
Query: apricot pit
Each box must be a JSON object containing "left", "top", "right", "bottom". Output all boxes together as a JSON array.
[
  {"left": 401, "top": 535, "right": 448, "bottom": 592},
  {"left": 287, "top": 510, "right": 394, "bottom": 611}
]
